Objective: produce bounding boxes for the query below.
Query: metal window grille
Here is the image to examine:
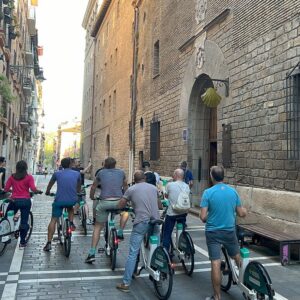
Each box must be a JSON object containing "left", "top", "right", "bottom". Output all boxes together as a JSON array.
[
  {"left": 153, "top": 40, "right": 160, "bottom": 77},
  {"left": 222, "top": 124, "right": 231, "bottom": 168},
  {"left": 150, "top": 121, "right": 160, "bottom": 160},
  {"left": 286, "top": 64, "right": 300, "bottom": 160}
]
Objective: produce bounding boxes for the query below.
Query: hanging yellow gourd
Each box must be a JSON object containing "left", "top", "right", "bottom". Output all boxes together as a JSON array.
[{"left": 201, "top": 87, "right": 222, "bottom": 108}]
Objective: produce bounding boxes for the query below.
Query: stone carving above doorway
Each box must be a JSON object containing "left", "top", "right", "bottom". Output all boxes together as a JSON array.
[
  {"left": 195, "top": 33, "right": 206, "bottom": 70},
  {"left": 195, "top": 0, "right": 207, "bottom": 25}
]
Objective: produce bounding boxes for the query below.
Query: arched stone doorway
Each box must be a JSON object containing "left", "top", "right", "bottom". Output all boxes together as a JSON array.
[
  {"left": 188, "top": 74, "right": 217, "bottom": 200},
  {"left": 179, "top": 38, "right": 229, "bottom": 205}
]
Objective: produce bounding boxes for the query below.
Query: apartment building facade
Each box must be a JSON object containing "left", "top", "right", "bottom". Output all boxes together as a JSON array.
[
  {"left": 0, "top": 0, "right": 44, "bottom": 174},
  {"left": 82, "top": 0, "right": 300, "bottom": 233}
]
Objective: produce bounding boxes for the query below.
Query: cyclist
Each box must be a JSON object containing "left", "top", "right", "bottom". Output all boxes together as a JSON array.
[
  {"left": 116, "top": 170, "right": 162, "bottom": 293},
  {"left": 43, "top": 157, "right": 81, "bottom": 252},
  {"left": 162, "top": 168, "right": 190, "bottom": 256},
  {"left": 71, "top": 158, "right": 93, "bottom": 225},
  {"left": 200, "top": 165, "right": 247, "bottom": 300},
  {"left": 143, "top": 161, "right": 160, "bottom": 186},
  {"left": 4, "top": 160, "right": 42, "bottom": 249},
  {"left": 85, "top": 157, "right": 129, "bottom": 263},
  {"left": 180, "top": 161, "right": 194, "bottom": 189},
  {"left": 0, "top": 156, "right": 6, "bottom": 189}
]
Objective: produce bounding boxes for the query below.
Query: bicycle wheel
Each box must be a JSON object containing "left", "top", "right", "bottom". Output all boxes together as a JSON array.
[
  {"left": 178, "top": 231, "right": 195, "bottom": 276},
  {"left": 244, "top": 261, "right": 275, "bottom": 300},
  {"left": 151, "top": 246, "right": 173, "bottom": 300},
  {"left": 109, "top": 228, "right": 118, "bottom": 270},
  {"left": 63, "top": 220, "right": 71, "bottom": 257},
  {"left": 220, "top": 247, "right": 232, "bottom": 291},
  {"left": 24, "top": 212, "right": 33, "bottom": 243},
  {"left": 81, "top": 206, "right": 87, "bottom": 235},
  {"left": 0, "top": 218, "right": 11, "bottom": 256}
]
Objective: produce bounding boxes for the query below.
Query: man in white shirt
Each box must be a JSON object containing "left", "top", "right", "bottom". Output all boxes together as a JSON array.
[{"left": 162, "top": 168, "right": 190, "bottom": 254}]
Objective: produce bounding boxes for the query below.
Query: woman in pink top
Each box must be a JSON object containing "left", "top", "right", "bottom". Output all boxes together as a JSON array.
[{"left": 4, "top": 160, "right": 41, "bottom": 248}]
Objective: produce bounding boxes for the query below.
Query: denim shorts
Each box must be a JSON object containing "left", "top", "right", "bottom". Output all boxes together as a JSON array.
[
  {"left": 52, "top": 201, "right": 76, "bottom": 218},
  {"left": 205, "top": 230, "right": 239, "bottom": 260}
]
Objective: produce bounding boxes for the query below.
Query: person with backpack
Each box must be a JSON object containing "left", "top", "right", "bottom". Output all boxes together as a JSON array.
[
  {"left": 143, "top": 161, "right": 160, "bottom": 186},
  {"left": 162, "top": 168, "right": 190, "bottom": 255}
]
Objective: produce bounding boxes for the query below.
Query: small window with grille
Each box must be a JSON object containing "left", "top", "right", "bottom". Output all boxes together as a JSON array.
[
  {"left": 153, "top": 40, "right": 160, "bottom": 78},
  {"left": 150, "top": 121, "right": 160, "bottom": 160},
  {"left": 286, "top": 63, "right": 300, "bottom": 160},
  {"left": 222, "top": 124, "right": 231, "bottom": 168}
]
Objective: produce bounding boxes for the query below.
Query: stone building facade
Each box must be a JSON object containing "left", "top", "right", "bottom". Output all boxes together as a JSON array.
[
  {"left": 0, "top": 0, "right": 44, "bottom": 175},
  {"left": 82, "top": 0, "right": 134, "bottom": 174},
  {"left": 82, "top": 0, "right": 300, "bottom": 233}
]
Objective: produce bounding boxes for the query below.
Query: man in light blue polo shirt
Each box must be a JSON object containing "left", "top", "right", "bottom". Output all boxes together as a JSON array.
[{"left": 200, "top": 165, "right": 247, "bottom": 300}]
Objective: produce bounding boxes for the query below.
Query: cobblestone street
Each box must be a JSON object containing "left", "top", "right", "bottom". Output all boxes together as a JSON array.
[{"left": 0, "top": 175, "right": 299, "bottom": 300}]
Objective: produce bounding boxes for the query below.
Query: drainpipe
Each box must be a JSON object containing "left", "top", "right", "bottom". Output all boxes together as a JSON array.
[
  {"left": 89, "top": 39, "right": 96, "bottom": 168},
  {"left": 130, "top": 2, "right": 140, "bottom": 182}
]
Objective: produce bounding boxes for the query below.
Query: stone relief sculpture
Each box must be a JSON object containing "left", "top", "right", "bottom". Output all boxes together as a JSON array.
[
  {"left": 195, "top": 33, "right": 206, "bottom": 69},
  {"left": 195, "top": 0, "right": 207, "bottom": 25}
]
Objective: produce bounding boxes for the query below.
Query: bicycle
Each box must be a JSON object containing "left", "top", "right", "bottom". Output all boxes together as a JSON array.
[
  {"left": 77, "top": 184, "right": 92, "bottom": 235},
  {"left": 0, "top": 191, "right": 39, "bottom": 255},
  {"left": 48, "top": 193, "right": 73, "bottom": 257},
  {"left": 98, "top": 204, "right": 132, "bottom": 271},
  {"left": 220, "top": 246, "right": 284, "bottom": 300},
  {"left": 160, "top": 200, "right": 195, "bottom": 276},
  {"left": 135, "top": 219, "right": 174, "bottom": 300}
]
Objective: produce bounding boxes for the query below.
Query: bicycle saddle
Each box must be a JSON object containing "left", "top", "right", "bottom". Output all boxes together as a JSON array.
[{"left": 149, "top": 219, "right": 163, "bottom": 226}]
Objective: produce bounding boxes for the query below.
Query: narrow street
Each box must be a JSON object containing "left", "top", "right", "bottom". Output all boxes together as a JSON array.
[{"left": 0, "top": 175, "right": 298, "bottom": 300}]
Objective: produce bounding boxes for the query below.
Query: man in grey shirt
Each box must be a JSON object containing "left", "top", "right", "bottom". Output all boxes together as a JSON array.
[
  {"left": 116, "top": 170, "right": 162, "bottom": 293},
  {"left": 85, "top": 157, "right": 128, "bottom": 263}
]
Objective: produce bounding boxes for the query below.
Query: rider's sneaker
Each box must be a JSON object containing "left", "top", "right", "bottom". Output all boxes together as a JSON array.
[
  {"left": 86, "top": 219, "right": 93, "bottom": 225},
  {"left": 85, "top": 254, "right": 95, "bottom": 264},
  {"left": 116, "top": 283, "right": 130, "bottom": 293},
  {"left": 19, "top": 243, "right": 27, "bottom": 249},
  {"left": 205, "top": 296, "right": 216, "bottom": 300},
  {"left": 117, "top": 232, "right": 124, "bottom": 240},
  {"left": 70, "top": 222, "right": 76, "bottom": 231},
  {"left": 43, "top": 242, "right": 52, "bottom": 252}
]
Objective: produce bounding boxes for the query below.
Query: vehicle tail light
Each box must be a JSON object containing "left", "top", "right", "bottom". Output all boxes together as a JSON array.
[
  {"left": 68, "top": 228, "right": 72, "bottom": 234},
  {"left": 114, "top": 237, "right": 119, "bottom": 245},
  {"left": 0, "top": 211, "right": 3, "bottom": 217}
]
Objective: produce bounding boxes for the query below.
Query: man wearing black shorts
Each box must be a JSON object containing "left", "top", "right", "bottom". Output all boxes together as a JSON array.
[{"left": 200, "top": 166, "right": 247, "bottom": 300}]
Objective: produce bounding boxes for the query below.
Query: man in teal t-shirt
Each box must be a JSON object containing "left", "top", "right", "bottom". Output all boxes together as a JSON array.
[{"left": 200, "top": 166, "right": 247, "bottom": 300}]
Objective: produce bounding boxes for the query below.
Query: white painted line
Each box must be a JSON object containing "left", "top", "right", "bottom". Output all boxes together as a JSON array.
[
  {"left": 1, "top": 240, "right": 24, "bottom": 299},
  {"left": 193, "top": 244, "right": 209, "bottom": 257},
  {"left": 0, "top": 273, "right": 8, "bottom": 276},
  {"left": 6, "top": 275, "right": 19, "bottom": 281},
  {"left": 8, "top": 246, "right": 24, "bottom": 273},
  {"left": 0, "top": 282, "right": 5, "bottom": 286},
  {"left": 1, "top": 283, "right": 18, "bottom": 300}
]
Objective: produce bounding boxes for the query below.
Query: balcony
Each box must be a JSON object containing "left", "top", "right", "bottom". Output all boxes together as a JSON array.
[
  {"left": 22, "top": 76, "right": 33, "bottom": 97},
  {"left": 25, "top": 50, "right": 34, "bottom": 65},
  {"left": 27, "top": 7, "right": 36, "bottom": 36},
  {"left": 19, "top": 114, "right": 30, "bottom": 127}
]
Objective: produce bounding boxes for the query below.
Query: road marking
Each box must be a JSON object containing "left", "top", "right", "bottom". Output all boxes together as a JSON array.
[
  {"left": 1, "top": 240, "right": 24, "bottom": 299},
  {"left": 193, "top": 244, "right": 209, "bottom": 257}
]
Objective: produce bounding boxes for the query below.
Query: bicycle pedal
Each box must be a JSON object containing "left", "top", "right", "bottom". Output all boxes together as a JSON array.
[{"left": 98, "top": 248, "right": 105, "bottom": 253}]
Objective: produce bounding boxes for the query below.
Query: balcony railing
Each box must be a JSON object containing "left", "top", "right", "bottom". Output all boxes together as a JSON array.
[{"left": 20, "top": 114, "right": 31, "bottom": 127}]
